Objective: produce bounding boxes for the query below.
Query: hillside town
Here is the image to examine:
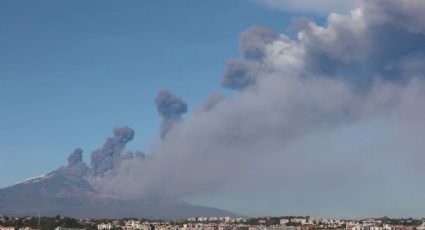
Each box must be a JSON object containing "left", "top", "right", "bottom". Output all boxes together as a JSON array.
[{"left": 1, "top": 215, "right": 425, "bottom": 230}]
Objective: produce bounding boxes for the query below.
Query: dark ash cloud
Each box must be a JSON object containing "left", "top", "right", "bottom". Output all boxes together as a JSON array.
[
  {"left": 68, "top": 148, "right": 83, "bottom": 165},
  {"left": 155, "top": 90, "right": 188, "bottom": 138},
  {"left": 56, "top": 148, "right": 89, "bottom": 178},
  {"left": 90, "top": 127, "right": 135, "bottom": 176},
  {"left": 239, "top": 26, "right": 279, "bottom": 61},
  {"left": 57, "top": 128, "right": 144, "bottom": 181},
  {"left": 221, "top": 60, "right": 263, "bottom": 90}
]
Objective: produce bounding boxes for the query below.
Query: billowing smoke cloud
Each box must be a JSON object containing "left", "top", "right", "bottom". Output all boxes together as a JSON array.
[
  {"left": 221, "top": 27, "right": 279, "bottom": 90},
  {"left": 58, "top": 128, "right": 146, "bottom": 183},
  {"left": 155, "top": 90, "right": 188, "bottom": 138},
  {"left": 61, "top": 0, "right": 425, "bottom": 217},
  {"left": 221, "top": 60, "right": 263, "bottom": 90},
  {"left": 90, "top": 127, "right": 135, "bottom": 176},
  {"left": 239, "top": 26, "right": 279, "bottom": 61},
  {"left": 56, "top": 148, "right": 89, "bottom": 178}
]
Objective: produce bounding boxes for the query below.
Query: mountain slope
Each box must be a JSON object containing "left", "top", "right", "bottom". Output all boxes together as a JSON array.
[
  {"left": 0, "top": 128, "right": 237, "bottom": 219},
  {"left": 0, "top": 171, "right": 234, "bottom": 219}
]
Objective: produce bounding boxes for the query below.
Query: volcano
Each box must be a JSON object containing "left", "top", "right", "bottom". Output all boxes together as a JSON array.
[
  {"left": 0, "top": 127, "right": 235, "bottom": 219},
  {"left": 0, "top": 169, "right": 234, "bottom": 219}
]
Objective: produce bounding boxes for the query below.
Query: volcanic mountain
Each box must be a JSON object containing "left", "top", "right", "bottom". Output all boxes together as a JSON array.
[{"left": 0, "top": 127, "right": 235, "bottom": 219}]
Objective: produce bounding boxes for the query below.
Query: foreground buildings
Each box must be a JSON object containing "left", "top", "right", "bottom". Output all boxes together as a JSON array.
[{"left": 1, "top": 215, "right": 424, "bottom": 230}]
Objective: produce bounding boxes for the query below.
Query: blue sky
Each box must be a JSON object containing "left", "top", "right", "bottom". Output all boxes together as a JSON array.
[{"left": 0, "top": 0, "right": 321, "bottom": 187}]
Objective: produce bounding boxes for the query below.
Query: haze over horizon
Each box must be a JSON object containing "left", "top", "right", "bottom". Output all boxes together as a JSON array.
[{"left": 1, "top": 0, "right": 425, "bottom": 219}]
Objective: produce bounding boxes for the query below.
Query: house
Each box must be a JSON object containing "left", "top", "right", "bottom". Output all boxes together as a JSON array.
[{"left": 98, "top": 223, "right": 113, "bottom": 230}]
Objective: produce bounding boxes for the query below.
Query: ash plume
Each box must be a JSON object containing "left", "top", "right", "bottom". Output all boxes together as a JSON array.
[
  {"left": 56, "top": 148, "right": 89, "bottom": 178},
  {"left": 221, "top": 60, "right": 263, "bottom": 90},
  {"left": 238, "top": 26, "right": 279, "bottom": 61},
  {"left": 196, "top": 93, "right": 226, "bottom": 113},
  {"left": 90, "top": 127, "right": 135, "bottom": 176},
  {"left": 45, "top": 0, "right": 425, "bottom": 217},
  {"left": 68, "top": 148, "right": 83, "bottom": 165},
  {"left": 220, "top": 27, "right": 278, "bottom": 90},
  {"left": 155, "top": 90, "right": 188, "bottom": 138}
]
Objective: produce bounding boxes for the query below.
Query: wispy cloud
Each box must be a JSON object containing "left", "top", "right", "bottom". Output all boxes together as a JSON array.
[{"left": 252, "top": 0, "right": 360, "bottom": 14}]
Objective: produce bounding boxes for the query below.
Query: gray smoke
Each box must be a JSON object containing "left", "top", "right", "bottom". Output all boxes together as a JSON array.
[
  {"left": 155, "top": 90, "right": 188, "bottom": 138},
  {"left": 196, "top": 93, "right": 226, "bottom": 113},
  {"left": 57, "top": 128, "right": 143, "bottom": 181},
  {"left": 68, "top": 148, "right": 83, "bottom": 165},
  {"left": 56, "top": 148, "right": 89, "bottom": 178},
  {"left": 221, "top": 27, "right": 279, "bottom": 90},
  {"left": 126, "top": 150, "right": 146, "bottom": 159},
  {"left": 90, "top": 127, "right": 135, "bottom": 176},
  {"left": 239, "top": 26, "right": 279, "bottom": 61},
  {"left": 60, "top": 0, "right": 425, "bottom": 217},
  {"left": 221, "top": 60, "right": 263, "bottom": 90}
]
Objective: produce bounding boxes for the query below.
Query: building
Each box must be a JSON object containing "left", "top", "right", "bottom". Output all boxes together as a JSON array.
[
  {"left": 416, "top": 223, "right": 425, "bottom": 230},
  {"left": 351, "top": 225, "right": 365, "bottom": 230},
  {"left": 197, "top": 218, "right": 208, "bottom": 222},
  {"left": 291, "top": 219, "right": 307, "bottom": 225},
  {"left": 98, "top": 223, "right": 113, "bottom": 230},
  {"left": 280, "top": 219, "right": 289, "bottom": 225}
]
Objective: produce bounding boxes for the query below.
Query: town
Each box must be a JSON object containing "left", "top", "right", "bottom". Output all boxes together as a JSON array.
[{"left": 1, "top": 215, "right": 425, "bottom": 230}]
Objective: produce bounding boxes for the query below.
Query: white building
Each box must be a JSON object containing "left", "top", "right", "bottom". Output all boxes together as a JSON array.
[
  {"left": 197, "top": 217, "right": 208, "bottom": 222},
  {"left": 352, "top": 225, "right": 365, "bottom": 230},
  {"left": 98, "top": 223, "right": 113, "bottom": 230},
  {"left": 280, "top": 219, "right": 289, "bottom": 225},
  {"left": 291, "top": 218, "right": 306, "bottom": 225}
]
